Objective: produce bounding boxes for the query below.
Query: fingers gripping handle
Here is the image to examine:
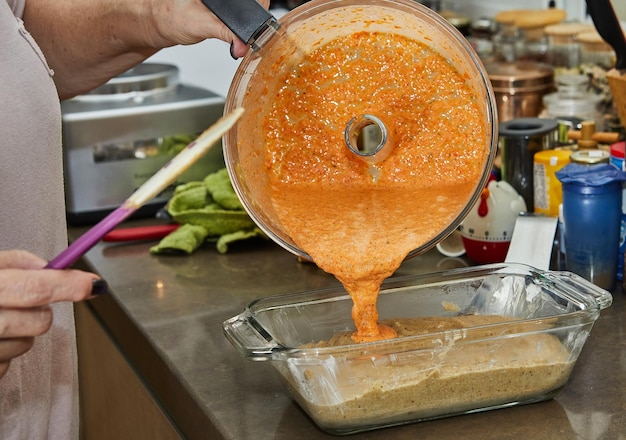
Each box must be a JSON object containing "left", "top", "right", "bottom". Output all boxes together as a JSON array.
[{"left": 201, "top": 0, "right": 276, "bottom": 45}]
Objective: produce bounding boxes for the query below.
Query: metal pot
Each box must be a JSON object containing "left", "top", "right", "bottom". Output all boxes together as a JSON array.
[{"left": 485, "top": 61, "right": 555, "bottom": 123}]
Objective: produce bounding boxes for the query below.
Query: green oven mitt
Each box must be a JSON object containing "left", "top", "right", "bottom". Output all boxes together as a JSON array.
[
  {"left": 150, "top": 224, "right": 209, "bottom": 255},
  {"left": 150, "top": 168, "right": 266, "bottom": 255}
]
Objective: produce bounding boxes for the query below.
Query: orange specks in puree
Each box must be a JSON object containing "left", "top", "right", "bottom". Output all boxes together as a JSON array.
[{"left": 263, "top": 31, "right": 488, "bottom": 342}]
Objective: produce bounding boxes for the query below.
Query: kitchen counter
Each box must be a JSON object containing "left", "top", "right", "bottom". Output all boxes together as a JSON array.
[{"left": 71, "top": 221, "right": 626, "bottom": 440}]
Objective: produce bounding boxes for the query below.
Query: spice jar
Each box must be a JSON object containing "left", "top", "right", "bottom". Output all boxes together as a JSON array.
[
  {"left": 468, "top": 17, "right": 498, "bottom": 62},
  {"left": 515, "top": 8, "right": 567, "bottom": 63},
  {"left": 543, "top": 74, "right": 603, "bottom": 129},
  {"left": 440, "top": 10, "right": 471, "bottom": 36},
  {"left": 544, "top": 22, "right": 595, "bottom": 68},
  {"left": 493, "top": 10, "right": 523, "bottom": 62},
  {"left": 577, "top": 30, "right": 616, "bottom": 69}
]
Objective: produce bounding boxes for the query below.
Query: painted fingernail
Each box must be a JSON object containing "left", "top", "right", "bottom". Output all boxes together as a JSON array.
[
  {"left": 230, "top": 41, "right": 238, "bottom": 60},
  {"left": 91, "top": 279, "right": 108, "bottom": 296}
]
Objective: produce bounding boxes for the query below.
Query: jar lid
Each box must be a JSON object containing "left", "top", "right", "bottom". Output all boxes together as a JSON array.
[
  {"left": 557, "top": 162, "right": 626, "bottom": 183},
  {"left": 470, "top": 17, "right": 498, "bottom": 34},
  {"left": 439, "top": 11, "right": 471, "bottom": 30},
  {"left": 494, "top": 10, "right": 521, "bottom": 25},
  {"left": 569, "top": 149, "right": 611, "bottom": 165},
  {"left": 514, "top": 8, "right": 566, "bottom": 29},
  {"left": 556, "top": 73, "right": 590, "bottom": 89},
  {"left": 544, "top": 22, "right": 594, "bottom": 36},
  {"left": 486, "top": 62, "right": 554, "bottom": 93},
  {"left": 576, "top": 30, "right": 610, "bottom": 46},
  {"left": 534, "top": 149, "right": 571, "bottom": 165}
]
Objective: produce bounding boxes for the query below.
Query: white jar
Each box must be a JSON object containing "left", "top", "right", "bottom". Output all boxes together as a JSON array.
[{"left": 543, "top": 74, "right": 603, "bottom": 129}]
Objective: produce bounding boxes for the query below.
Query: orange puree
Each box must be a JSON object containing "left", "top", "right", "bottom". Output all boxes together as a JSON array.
[{"left": 263, "top": 31, "right": 488, "bottom": 342}]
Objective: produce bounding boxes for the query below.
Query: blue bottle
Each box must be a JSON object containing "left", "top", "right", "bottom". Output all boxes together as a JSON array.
[{"left": 556, "top": 163, "right": 626, "bottom": 290}]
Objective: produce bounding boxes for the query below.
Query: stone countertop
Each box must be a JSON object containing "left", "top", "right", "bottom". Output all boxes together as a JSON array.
[{"left": 71, "top": 221, "right": 626, "bottom": 440}]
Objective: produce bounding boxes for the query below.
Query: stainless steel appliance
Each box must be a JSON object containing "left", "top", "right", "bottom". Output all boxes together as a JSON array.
[{"left": 61, "top": 63, "right": 226, "bottom": 224}]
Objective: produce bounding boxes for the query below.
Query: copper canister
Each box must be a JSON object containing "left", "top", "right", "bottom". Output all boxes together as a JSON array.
[{"left": 486, "top": 62, "right": 554, "bottom": 122}]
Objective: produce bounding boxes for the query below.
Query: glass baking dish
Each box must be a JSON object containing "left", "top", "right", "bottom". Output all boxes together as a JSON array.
[{"left": 223, "top": 263, "right": 612, "bottom": 435}]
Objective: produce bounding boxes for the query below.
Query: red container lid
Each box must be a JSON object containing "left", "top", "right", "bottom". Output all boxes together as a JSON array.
[{"left": 610, "top": 141, "right": 625, "bottom": 159}]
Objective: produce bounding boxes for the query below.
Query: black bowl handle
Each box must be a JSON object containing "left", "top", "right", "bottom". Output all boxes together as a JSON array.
[
  {"left": 201, "top": 0, "right": 276, "bottom": 45},
  {"left": 585, "top": 0, "right": 626, "bottom": 69}
]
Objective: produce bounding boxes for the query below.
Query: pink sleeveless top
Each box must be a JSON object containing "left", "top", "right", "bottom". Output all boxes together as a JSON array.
[{"left": 0, "top": 0, "right": 79, "bottom": 438}]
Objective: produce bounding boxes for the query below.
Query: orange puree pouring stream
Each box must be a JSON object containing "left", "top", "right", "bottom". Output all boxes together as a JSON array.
[{"left": 263, "top": 31, "right": 488, "bottom": 342}]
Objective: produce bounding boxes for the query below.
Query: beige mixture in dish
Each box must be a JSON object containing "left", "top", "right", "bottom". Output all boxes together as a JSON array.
[{"left": 291, "top": 315, "right": 573, "bottom": 428}]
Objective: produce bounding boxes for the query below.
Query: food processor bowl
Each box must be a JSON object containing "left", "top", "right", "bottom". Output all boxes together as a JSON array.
[{"left": 223, "top": 0, "right": 498, "bottom": 261}]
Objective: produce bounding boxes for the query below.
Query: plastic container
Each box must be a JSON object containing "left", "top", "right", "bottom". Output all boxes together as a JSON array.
[
  {"left": 533, "top": 149, "right": 571, "bottom": 216},
  {"left": 609, "top": 141, "right": 626, "bottom": 282},
  {"left": 610, "top": 141, "right": 625, "bottom": 169},
  {"left": 556, "top": 163, "right": 626, "bottom": 290},
  {"left": 543, "top": 74, "right": 603, "bottom": 129},
  {"left": 223, "top": 0, "right": 497, "bottom": 261},
  {"left": 223, "top": 263, "right": 612, "bottom": 434}
]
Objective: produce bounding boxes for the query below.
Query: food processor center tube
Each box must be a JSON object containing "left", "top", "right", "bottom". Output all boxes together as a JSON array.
[{"left": 344, "top": 114, "right": 394, "bottom": 164}]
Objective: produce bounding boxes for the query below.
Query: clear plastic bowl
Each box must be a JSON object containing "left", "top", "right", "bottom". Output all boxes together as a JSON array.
[
  {"left": 222, "top": 0, "right": 498, "bottom": 260},
  {"left": 223, "top": 263, "right": 612, "bottom": 434}
]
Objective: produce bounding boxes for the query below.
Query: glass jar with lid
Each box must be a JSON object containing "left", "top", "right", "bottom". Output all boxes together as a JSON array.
[
  {"left": 543, "top": 74, "right": 603, "bottom": 129},
  {"left": 577, "top": 30, "right": 615, "bottom": 69},
  {"left": 492, "top": 10, "right": 523, "bottom": 62},
  {"left": 468, "top": 17, "right": 498, "bottom": 62},
  {"left": 515, "top": 8, "right": 567, "bottom": 63},
  {"left": 544, "top": 22, "right": 595, "bottom": 68}
]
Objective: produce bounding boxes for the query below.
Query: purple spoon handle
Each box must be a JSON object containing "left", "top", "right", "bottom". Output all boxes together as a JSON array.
[
  {"left": 46, "top": 206, "right": 134, "bottom": 269},
  {"left": 45, "top": 108, "right": 244, "bottom": 269}
]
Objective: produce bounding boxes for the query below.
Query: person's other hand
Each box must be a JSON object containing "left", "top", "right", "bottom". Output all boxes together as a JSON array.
[
  {"left": 144, "top": 0, "right": 271, "bottom": 58},
  {"left": 0, "top": 250, "right": 105, "bottom": 379}
]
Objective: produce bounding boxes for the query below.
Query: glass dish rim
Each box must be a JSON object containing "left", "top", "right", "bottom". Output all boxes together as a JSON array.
[{"left": 223, "top": 263, "right": 612, "bottom": 358}]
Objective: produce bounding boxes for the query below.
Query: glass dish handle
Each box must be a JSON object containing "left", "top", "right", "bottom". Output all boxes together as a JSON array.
[
  {"left": 222, "top": 313, "right": 278, "bottom": 361},
  {"left": 550, "top": 271, "right": 614, "bottom": 310}
]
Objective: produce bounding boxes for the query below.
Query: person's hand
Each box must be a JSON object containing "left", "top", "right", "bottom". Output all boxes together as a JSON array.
[
  {"left": 143, "top": 0, "right": 272, "bottom": 58},
  {"left": 23, "top": 0, "right": 272, "bottom": 97},
  {"left": 0, "top": 250, "right": 106, "bottom": 379}
]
